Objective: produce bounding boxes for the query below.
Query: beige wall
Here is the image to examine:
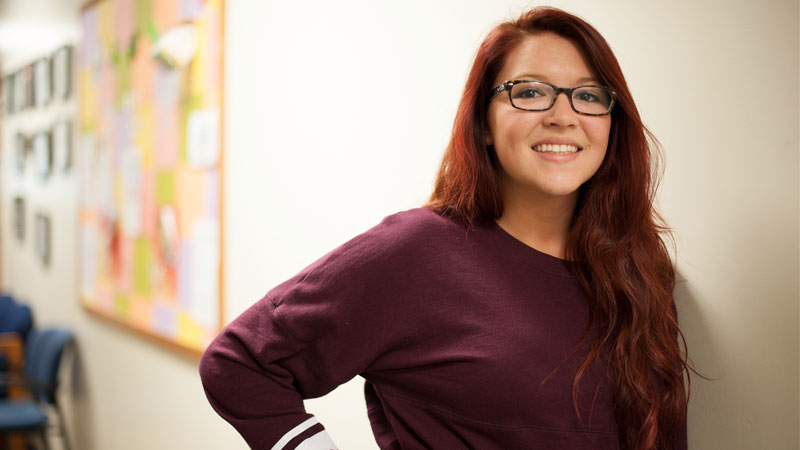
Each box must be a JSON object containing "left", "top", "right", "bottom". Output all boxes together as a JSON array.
[{"left": 0, "top": 0, "right": 797, "bottom": 449}]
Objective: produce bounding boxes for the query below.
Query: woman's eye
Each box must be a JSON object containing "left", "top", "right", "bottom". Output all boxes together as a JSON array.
[
  {"left": 514, "top": 88, "right": 544, "bottom": 99},
  {"left": 575, "top": 91, "right": 601, "bottom": 102}
]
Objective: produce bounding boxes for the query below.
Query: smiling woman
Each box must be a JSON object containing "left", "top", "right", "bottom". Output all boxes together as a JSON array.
[
  {"left": 200, "top": 7, "right": 692, "bottom": 450},
  {"left": 485, "top": 32, "right": 612, "bottom": 250}
]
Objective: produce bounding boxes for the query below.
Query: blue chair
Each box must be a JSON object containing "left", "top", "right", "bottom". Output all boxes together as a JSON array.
[
  {"left": 0, "top": 296, "right": 33, "bottom": 340},
  {"left": 0, "top": 329, "right": 74, "bottom": 450},
  {"left": 0, "top": 295, "right": 33, "bottom": 399}
]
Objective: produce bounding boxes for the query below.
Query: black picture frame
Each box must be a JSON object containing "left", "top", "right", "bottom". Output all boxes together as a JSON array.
[
  {"left": 13, "top": 197, "right": 25, "bottom": 242},
  {"left": 53, "top": 121, "right": 72, "bottom": 173},
  {"left": 13, "top": 70, "right": 25, "bottom": 113},
  {"left": 52, "top": 45, "right": 72, "bottom": 100},
  {"left": 34, "top": 57, "right": 52, "bottom": 107},
  {"left": 1, "top": 74, "right": 13, "bottom": 114},
  {"left": 34, "top": 213, "right": 51, "bottom": 267},
  {"left": 15, "top": 132, "right": 28, "bottom": 174},
  {"left": 24, "top": 64, "right": 35, "bottom": 109}
]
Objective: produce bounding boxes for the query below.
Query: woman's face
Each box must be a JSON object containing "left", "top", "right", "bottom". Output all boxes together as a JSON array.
[{"left": 486, "top": 32, "right": 611, "bottom": 202}]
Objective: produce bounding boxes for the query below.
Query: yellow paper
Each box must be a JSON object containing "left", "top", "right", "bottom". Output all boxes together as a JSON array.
[
  {"left": 156, "top": 171, "right": 175, "bottom": 205},
  {"left": 202, "top": 0, "right": 222, "bottom": 107},
  {"left": 134, "top": 238, "right": 152, "bottom": 296},
  {"left": 134, "top": 0, "right": 153, "bottom": 38},
  {"left": 97, "top": 1, "right": 115, "bottom": 50},
  {"left": 135, "top": 102, "right": 154, "bottom": 168},
  {"left": 80, "top": 70, "right": 98, "bottom": 130},
  {"left": 114, "top": 173, "right": 124, "bottom": 207},
  {"left": 189, "top": 13, "right": 207, "bottom": 98},
  {"left": 114, "top": 293, "right": 130, "bottom": 318},
  {"left": 176, "top": 313, "right": 204, "bottom": 350}
]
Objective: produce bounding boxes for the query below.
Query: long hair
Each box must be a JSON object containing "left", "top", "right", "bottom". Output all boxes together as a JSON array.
[{"left": 427, "top": 7, "right": 692, "bottom": 450}]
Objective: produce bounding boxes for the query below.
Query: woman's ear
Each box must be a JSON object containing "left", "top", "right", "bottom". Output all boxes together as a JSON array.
[{"left": 484, "top": 128, "right": 493, "bottom": 146}]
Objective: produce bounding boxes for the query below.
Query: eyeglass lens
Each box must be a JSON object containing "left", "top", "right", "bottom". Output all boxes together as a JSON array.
[{"left": 509, "top": 81, "right": 612, "bottom": 115}]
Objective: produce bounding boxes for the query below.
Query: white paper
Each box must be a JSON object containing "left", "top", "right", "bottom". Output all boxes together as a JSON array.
[
  {"left": 186, "top": 109, "right": 220, "bottom": 169},
  {"left": 158, "top": 205, "right": 178, "bottom": 266},
  {"left": 79, "top": 133, "right": 98, "bottom": 208},
  {"left": 152, "top": 24, "right": 198, "bottom": 68},
  {"left": 81, "top": 224, "right": 99, "bottom": 298},
  {"left": 188, "top": 218, "right": 219, "bottom": 328},
  {"left": 120, "top": 146, "right": 142, "bottom": 237},
  {"left": 97, "top": 147, "right": 115, "bottom": 219}
]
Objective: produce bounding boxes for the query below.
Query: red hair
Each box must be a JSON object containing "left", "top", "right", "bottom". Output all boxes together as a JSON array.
[{"left": 427, "top": 7, "right": 692, "bottom": 450}]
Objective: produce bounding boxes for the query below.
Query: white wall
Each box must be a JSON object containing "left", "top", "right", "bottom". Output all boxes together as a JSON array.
[{"left": 0, "top": 0, "right": 797, "bottom": 449}]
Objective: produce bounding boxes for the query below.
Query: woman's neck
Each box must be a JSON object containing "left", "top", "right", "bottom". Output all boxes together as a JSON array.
[{"left": 496, "top": 187, "right": 578, "bottom": 260}]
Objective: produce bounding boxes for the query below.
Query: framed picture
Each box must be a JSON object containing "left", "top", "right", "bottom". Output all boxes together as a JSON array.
[
  {"left": 15, "top": 133, "right": 28, "bottom": 174},
  {"left": 34, "top": 214, "right": 51, "bottom": 267},
  {"left": 13, "top": 70, "right": 25, "bottom": 113},
  {"left": 23, "top": 64, "right": 35, "bottom": 109},
  {"left": 33, "top": 131, "right": 53, "bottom": 180},
  {"left": 34, "top": 57, "right": 52, "bottom": 107},
  {"left": 13, "top": 197, "right": 25, "bottom": 242},
  {"left": 53, "top": 121, "right": 72, "bottom": 173},
  {"left": 53, "top": 45, "right": 72, "bottom": 100},
  {"left": 2, "top": 74, "right": 13, "bottom": 114}
]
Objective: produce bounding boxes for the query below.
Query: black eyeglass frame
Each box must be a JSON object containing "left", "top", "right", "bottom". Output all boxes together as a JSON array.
[{"left": 488, "top": 79, "right": 616, "bottom": 116}]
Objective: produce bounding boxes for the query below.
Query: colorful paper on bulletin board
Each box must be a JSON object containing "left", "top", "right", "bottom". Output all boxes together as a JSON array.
[{"left": 78, "top": 0, "right": 223, "bottom": 356}]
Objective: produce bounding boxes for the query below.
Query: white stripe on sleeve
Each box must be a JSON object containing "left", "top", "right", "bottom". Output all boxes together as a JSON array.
[
  {"left": 270, "top": 417, "right": 320, "bottom": 450},
  {"left": 295, "top": 430, "right": 338, "bottom": 450}
]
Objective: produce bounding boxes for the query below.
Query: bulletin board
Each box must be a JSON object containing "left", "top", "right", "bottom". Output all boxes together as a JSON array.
[{"left": 78, "top": 0, "right": 224, "bottom": 356}]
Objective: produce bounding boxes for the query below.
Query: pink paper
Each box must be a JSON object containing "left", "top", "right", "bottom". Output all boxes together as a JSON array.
[{"left": 153, "top": 303, "right": 177, "bottom": 338}]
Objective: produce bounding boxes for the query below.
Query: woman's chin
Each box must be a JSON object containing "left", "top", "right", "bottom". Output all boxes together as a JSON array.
[{"left": 530, "top": 183, "right": 582, "bottom": 200}]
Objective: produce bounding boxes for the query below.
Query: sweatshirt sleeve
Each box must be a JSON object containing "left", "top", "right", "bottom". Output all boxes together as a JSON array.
[{"left": 199, "top": 215, "right": 425, "bottom": 449}]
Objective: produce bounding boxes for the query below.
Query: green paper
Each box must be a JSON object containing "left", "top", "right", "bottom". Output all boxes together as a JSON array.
[
  {"left": 114, "top": 294, "right": 130, "bottom": 317},
  {"left": 134, "top": 238, "right": 152, "bottom": 296},
  {"left": 156, "top": 171, "right": 175, "bottom": 205}
]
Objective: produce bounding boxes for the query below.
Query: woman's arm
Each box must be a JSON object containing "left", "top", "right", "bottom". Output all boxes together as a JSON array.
[{"left": 199, "top": 295, "right": 340, "bottom": 450}]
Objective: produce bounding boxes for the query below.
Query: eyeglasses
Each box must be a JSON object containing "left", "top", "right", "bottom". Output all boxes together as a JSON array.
[{"left": 488, "top": 80, "right": 616, "bottom": 116}]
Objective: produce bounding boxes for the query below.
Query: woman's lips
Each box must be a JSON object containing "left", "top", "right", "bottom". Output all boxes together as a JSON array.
[
  {"left": 531, "top": 144, "right": 583, "bottom": 162},
  {"left": 531, "top": 144, "right": 581, "bottom": 154}
]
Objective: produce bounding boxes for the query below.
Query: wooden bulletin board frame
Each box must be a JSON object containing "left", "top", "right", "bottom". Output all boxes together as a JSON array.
[{"left": 78, "top": 0, "right": 225, "bottom": 357}]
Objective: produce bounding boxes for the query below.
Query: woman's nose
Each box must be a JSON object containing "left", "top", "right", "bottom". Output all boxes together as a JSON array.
[{"left": 543, "top": 93, "right": 578, "bottom": 127}]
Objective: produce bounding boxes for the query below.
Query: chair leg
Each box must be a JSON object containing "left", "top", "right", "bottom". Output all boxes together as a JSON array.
[
  {"left": 53, "top": 403, "right": 70, "bottom": 450},
  {"left": 5, "top": 432, "right": 24, "bottom": 450},
  {"left": 38, "top": 429, "right": 50, "bottom": 450}
]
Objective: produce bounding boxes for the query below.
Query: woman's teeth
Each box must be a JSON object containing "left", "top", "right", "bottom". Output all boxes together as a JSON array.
[{"left": 532, "top": 144, "right": 580, "bottom": 154}]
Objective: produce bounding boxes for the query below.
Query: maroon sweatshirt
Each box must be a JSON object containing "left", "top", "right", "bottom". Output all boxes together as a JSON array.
[{"left": 199, "top": 208, "right": 687, "bottom": 449}]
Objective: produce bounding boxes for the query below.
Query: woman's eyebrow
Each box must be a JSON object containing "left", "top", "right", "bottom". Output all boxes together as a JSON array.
[
  {"left": 577, "top": 76, "right": 600, "bottom": 84},
  {"left": 511, "top": 73, "right": 600, "bottom": 84}
]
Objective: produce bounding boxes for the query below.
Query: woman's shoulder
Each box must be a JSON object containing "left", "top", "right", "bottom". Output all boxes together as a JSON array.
[
  {"left": 305, "top": 208, "right": 464, "bottom": 276},
  {"left": 377, "top": 207, "right": 462, "bottom": 237}
]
